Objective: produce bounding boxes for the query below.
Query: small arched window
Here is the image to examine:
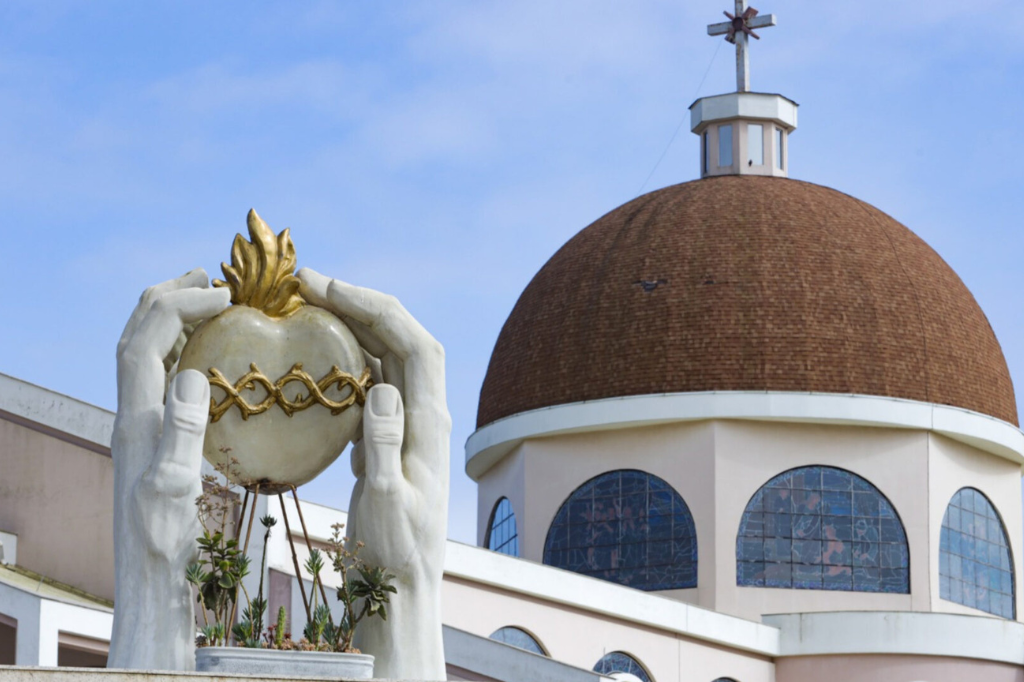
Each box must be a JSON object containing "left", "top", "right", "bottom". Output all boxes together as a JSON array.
[
  {"left": 487, "top": 497, "right": 519, "bottom": 556},
  {"left": 544, "top": 470, "right": 697, "bottom": 591},
  {"left": 940, "top": 487, "right": 1014, "bottom": 619},
  {"left": 593, "top": 651, "right": 652, "bottom": 682},
  {"left": 489, "top": 626, "right": 546, "bottom": 656},
  {"left": 737, "top": 466, "right": 909, "bottom": 593}
]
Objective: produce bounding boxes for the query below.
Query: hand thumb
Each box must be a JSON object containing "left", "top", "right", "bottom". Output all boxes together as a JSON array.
[
  {"left": 362, "top": 384, "right": 404, "bottom": 491},
  {"left": 145, "top": 369, "right": 209, "bottom": 498}
]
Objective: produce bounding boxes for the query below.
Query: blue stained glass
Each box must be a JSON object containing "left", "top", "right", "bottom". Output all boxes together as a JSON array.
[
  {"left": 940, "top": 487, "right": 1014, "bottom": 619},
  {"left": 487, "top": 498, "right": 520, "bottom": 557},
  {"left": 764, "top": 538, "right": 791, "bottom": 562},
  {"left": 490, "top": 627, "right": 546, "bottom": 656},
  {"left": 853, "top": 492, "right": 880, "bottom": 517},
  {"left": 763, "top": 488, "right": 793, "bottom": 513},
  {"left": 822, "top": 490, "right": 852, "bottom": 516},
  {"left": 738, "top": 537, "right": 764, "bottom": 562},
  {"left": 765, "top": 562, "right": 792, "bottom": 587},
  {"left": 822, "top": 540, "right": 851, "bottom": 566},
  {"left": 792, "top": 540, "right": 822, "bottom": 564},
  {"left": 823, "top": 516, "right": 853, "bottom": 541},
  {"left": 621, "top": 473, "right": 647, "bottom": 493},
  {"left": 793, "top": 563, "right": 823, "bottom": 588},
  {"left": 593, "top": 652, "right": 652, "bottom": 682},
  {"left": 544, "top": 470, "right": 697, "bottom": 591},
  {"left": 793, "top": 514, "right": 822, "bottom": 540},
  {"left": 823, "top": 565, "right": 853, "bottom": 591},
  {"left": 738, "top": 561, "right": 765, "bottom": 586},
  {"left": 822, "top": 469, "right": 852, "bottom": 491},
  {"left": 764, "top": 513, "right": 793, "bottom": 538},
  {"left": 880, "top": 518, "right": 904, "bottom": 543},
  {"left": 737, "top": 466, "right": 909, "bottom": 594}
]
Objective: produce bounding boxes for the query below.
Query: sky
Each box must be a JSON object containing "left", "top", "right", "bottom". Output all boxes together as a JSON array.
[{"left": 2, "top": 1, "right": 1023, "bottom": 545}]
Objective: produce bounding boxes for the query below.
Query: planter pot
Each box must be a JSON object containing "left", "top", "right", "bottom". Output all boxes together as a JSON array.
[{"left": 195, "top": 646, "right": 374, "bottom": 679}]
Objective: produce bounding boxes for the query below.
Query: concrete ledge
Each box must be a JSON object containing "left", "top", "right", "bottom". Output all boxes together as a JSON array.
[
  {"left": 465, "top": 391, "right": 1024, "bottom": 479},
  {"left": 443, "top": 625, "right": 610, "bottom": 682},
  {"left": 0, "top": 667, "right": 431, "bottom": 682},
  {"left": 764, "top": 611, "right": 1024, "bottom": 665},
  {"left": 0, "top": 373, "right": 113, "bottom": 454},
  {"left": 444, "top": 541, "right": 780, "bottom": 657}
]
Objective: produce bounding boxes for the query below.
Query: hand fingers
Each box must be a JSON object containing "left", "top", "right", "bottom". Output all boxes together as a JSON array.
[
  {"left": 295, "top": 267, "right": 332, "bottom": 308},
  {"left": 118, "top": 268, "right": 210, "bottom": 359},
  {"left": 148, "top": 370, "right": 210, "bottom": 498},
  {"left": 361, "top": 350, "right": 382, "bottom": 383},
  {"left": 119, "top": 287, "right": 230, "bottom": 415},
  {"left": 325, "top": 279, "right": 431, "bottom": 360},
  {"left": 301, "top": 266, "right": 431, "bottom": 359},
  {"left": 297, "top": 268, "right": 389, "bottom": 357},
  {"left": 362, "top": 384, "right": 405, "bottom": 492}
]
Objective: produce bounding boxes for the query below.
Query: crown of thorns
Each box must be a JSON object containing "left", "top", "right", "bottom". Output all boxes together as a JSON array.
[{"left": 205, "top": 362, "right": 373, "bottom": 422}]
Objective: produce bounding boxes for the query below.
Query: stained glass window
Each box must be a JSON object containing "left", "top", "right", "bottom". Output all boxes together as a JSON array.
[
  {"left": 940, "top": 487, "right": 1014, "bottom": 619},
  {"left": 543, "top": 470, "right": 697, "bottom": 591},
  {"left": 736, "top": 466, "right": 909, "bottom": 593},
  {"left": 487, "top": 497, "right": 519, "bottom": 557},
  {"left": 593, "top": 652, "right": 652, "bottom": 682},
  {"left": 489, "top": 627, "right": 546, "bottom": 656}
]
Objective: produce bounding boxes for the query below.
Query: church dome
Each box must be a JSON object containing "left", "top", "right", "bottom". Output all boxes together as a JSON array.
[{"left": 477, "top": 176, "right": 1017, "bottom": 428}]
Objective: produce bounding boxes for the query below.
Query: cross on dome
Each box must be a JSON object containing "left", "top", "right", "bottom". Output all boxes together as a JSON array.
[{"left": 707, "top": 0, "right": 777, "bottom": 92}]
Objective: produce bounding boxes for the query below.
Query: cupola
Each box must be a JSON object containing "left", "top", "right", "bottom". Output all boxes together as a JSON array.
[{"left": 691, "top": 0, "right": 797, "bottom": 178}]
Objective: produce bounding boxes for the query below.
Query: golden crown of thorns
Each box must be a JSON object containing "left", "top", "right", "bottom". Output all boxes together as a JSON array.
[{"left": 205, "top": 362, "right": 373, "bottom": 422}]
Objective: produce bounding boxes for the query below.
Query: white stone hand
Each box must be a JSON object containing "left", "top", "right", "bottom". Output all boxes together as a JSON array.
[
  {"left": 297, "top": 268, "right": 450, "bottom": 681},
  {"left": 109, "top": 269, "right": 230, "bottom": 671}
]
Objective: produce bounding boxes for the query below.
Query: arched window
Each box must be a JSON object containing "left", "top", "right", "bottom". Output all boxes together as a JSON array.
[
  {"left": 940, "top": 487, "right": 1014, "bottom": 619},
  {"left": 487, "top": 497, "right": 519, "bottom": 557},
  {"left": 544, "top": 470, "right": 697, "bottom": 591},
  {"left": 593, "top": 651, "right": 652, "bottom": 682},
  {"left": 736, "top": 466, "right": 909, "bottom": 593},
  {"left": 489, "top": 626, "right": 546, "bottom": 656}
]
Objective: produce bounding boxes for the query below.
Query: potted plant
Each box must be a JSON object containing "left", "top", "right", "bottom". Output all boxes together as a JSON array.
[{"left": 187, "top": 470, "right": 395, "bottom": 679}]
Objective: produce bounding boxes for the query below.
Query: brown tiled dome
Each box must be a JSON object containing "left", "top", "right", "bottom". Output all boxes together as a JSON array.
[{"left": 477, "top": 176, "right": 1017, "bottom": 428}]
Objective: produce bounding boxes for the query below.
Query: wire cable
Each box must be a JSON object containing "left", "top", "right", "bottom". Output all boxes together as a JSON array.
[{"left": 637, "top": 39, "right": 723, "bottom": 196}]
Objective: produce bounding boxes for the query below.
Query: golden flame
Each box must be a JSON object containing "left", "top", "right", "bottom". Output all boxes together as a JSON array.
[{"left": 214, "top": 209, "right": 305, "bottom": 318}]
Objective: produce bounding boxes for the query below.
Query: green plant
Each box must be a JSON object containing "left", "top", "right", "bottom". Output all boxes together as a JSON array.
[
  {"left": 274, "top": 606, "right": 287, "bottom": 648},
  {"left": 298, "top": 523, "right": 397, "bottom": 653},
  {"left": 231, "top": 514, "right": 277, "bottom": 647},
  {"left": 186, "top": 469, "right": 395, "bottom": 652},
  {"left": 186, "top": 463, "right": 248, "bottom": 647}
]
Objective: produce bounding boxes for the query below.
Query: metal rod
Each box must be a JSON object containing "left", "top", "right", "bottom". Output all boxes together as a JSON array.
[
  {"left": 280, "top": 492, "right": 312, "bottom": 623},
  {"left": 229, "top": 483, "right": 260, "bottom": 638},
  {"left": 236, "top": 488, "right": 250, "bottom": 543},
  {"left": 241, "top": 482, "right": 260, "bottom": 556},
  {"left": 290, "top": 484, "right": 331, "bottom": 610}
]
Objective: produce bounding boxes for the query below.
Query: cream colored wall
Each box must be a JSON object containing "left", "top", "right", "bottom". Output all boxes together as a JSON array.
[
  {"left": 476, "top": 445, "right": 526, "bottom": 549},
  {"left": 476, "top": 419, "right": 1024, "bottom": 624},
  {"left": 509, "top": 422, "right": 716, "bottom": 607},
  {"left": 698, "top": 119, "right": 786, "bottom": 178},
  {"left": 0, "top": 417, "right": 114, "bottom": 601},
  {"left": 441, "top": 576, "right": 775, "bottom": 682},
  {"left": 776, "top": 654, "right": 1024, "bottom": 682},
  {"left": 714, "top": 421, "right": 928, "bottom": 620},
  {"left": 927, "top": 433, "right": 1024, "bottom": 620}
]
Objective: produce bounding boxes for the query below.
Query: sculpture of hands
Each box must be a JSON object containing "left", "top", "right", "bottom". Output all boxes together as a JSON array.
[
  {"left": 108, "top": 269, "right": 230, "bottom": 670},
  {"left": 298, "top": 268, "right": 451, "bottom": 681}
]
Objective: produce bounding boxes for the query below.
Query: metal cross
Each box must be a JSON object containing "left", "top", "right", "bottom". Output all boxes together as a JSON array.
[{"left": 707, "top": 0, "right": 777, "bottom": 92}]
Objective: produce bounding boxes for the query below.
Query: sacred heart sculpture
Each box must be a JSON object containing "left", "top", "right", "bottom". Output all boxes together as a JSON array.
[{"left": 178, "top": 210, "right": 370, "bottom": 493}]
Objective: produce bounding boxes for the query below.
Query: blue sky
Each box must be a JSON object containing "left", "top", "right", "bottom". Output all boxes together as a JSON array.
[{"left": 2, "top": 1, "right": 1023, "bottom": 544}]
